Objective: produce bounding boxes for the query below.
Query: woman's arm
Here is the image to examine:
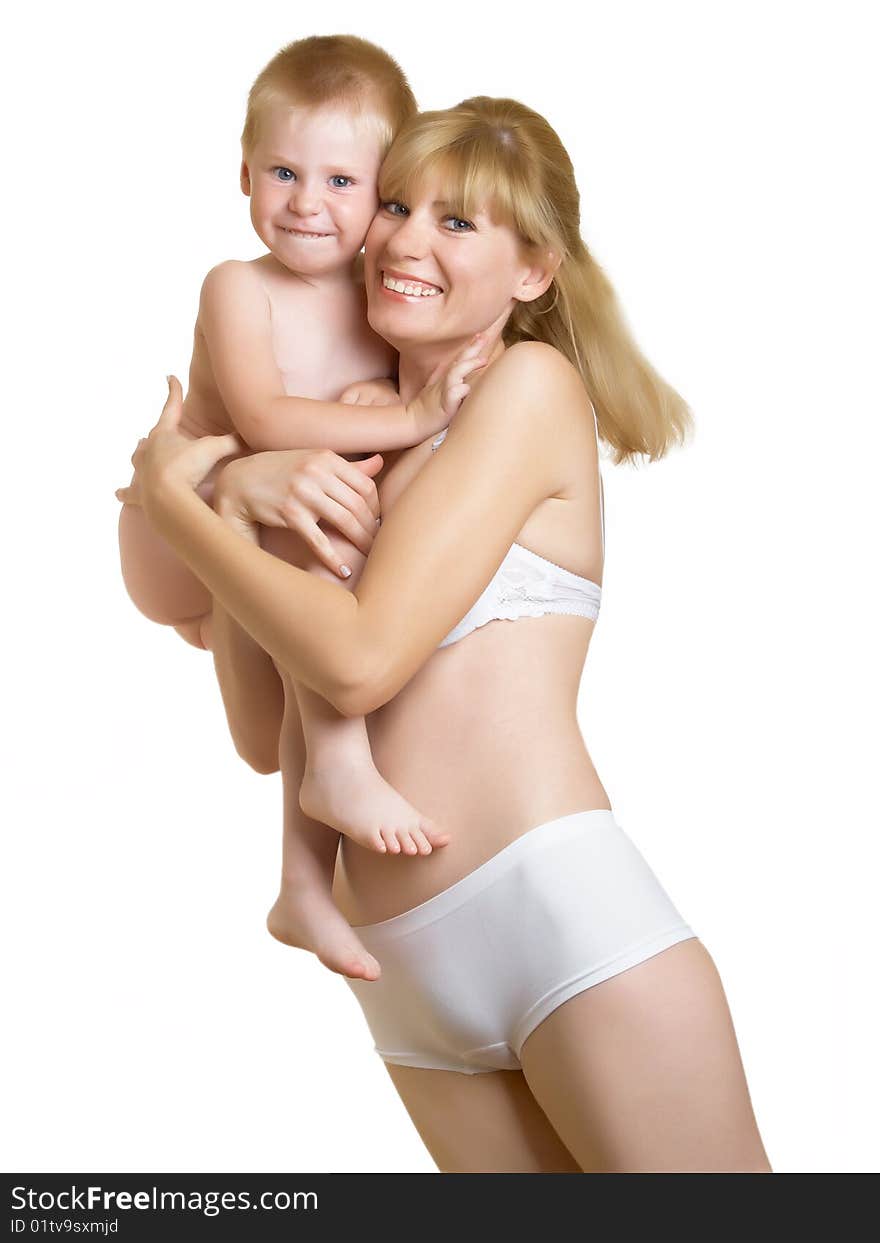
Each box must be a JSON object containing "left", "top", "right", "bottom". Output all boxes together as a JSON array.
[{"left": 139, "top": 343, "right": 585, "bottom": 717}]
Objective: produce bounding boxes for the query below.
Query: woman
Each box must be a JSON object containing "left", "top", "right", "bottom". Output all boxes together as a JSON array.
[{"left": 127, "top": 97, "right": 772, "bottom": 1173}]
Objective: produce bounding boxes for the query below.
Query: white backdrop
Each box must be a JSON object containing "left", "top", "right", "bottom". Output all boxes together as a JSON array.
[{"left": 2, "top": 0, "right": 877, "bottom": 1174}]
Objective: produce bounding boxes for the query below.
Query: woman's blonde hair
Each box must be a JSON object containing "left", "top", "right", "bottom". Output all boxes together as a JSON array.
[
  {"left": 380, "top": 97, "right": 693, "bottom": 465},
  {"left": 242, "top": 35, "right": 417, "bottom": 157}
]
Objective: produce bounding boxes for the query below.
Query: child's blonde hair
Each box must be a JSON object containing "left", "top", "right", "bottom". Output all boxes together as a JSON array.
[
  {"left": 242, "top": 34, "right": 417, "bottom": 158},
  {"left": 380, "top": 97, "right": 694, "bottom": 465}
]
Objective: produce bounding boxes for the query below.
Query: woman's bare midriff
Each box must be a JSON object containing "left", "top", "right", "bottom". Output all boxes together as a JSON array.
[
  {"left": 332, "top": 613, "right": 610, "bottom": 926},
  {"left": 331, "top": 412, "right": 610, "bottom": 928}
]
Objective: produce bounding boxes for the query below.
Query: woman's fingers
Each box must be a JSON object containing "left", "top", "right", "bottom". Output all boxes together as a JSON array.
[
  {"left": 203, "top": 431, "right": 246, "bottom": 464},
  {"left": 158, "top": 375, "right": 185, "bottom": 427},
  {"left": 318, "top": 497, "right": 377, "bottom": 560},
  {"left": 291, "top": 497, "right": 369, "bottom": 574}
]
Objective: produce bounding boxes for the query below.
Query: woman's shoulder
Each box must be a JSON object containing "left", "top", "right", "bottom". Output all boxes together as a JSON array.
[
  {"left": 470, "top": 340, "right": 589, "bottom": 428},
  {"left": 489, "top": 340, "right": 583, "bottom": 392}
]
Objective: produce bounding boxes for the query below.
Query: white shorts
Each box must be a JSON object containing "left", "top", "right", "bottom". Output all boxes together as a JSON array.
[{"left": 344, "top": 808, "right": 698, "bottom": 1074}]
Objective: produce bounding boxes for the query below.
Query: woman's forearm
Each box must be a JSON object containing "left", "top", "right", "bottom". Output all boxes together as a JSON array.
[
  {"left": 148, "top": 483, "right": 368, "bottom": 714},
  {"left": 210, "top": 600, "right": 285, "bottom": 774}
]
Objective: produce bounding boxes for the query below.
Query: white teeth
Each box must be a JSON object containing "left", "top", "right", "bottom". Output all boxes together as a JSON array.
[
  {"left": 382, "top": 274, "right": 441, "bottom": 296},
  {"left": 283, "top": 228, "right": 329, "bottom": 238}
]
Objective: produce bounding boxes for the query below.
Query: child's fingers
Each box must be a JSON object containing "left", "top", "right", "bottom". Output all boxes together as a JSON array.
[
  {"left": 483, "top": 308, "right": 508, "bottom": 345},
  {"left": 459, "top": 355, "right": 487, "bottom": 380},
  {"left": 444, "top": 383, "right": 470, "bottom": 414},
  {"left": 446, "top": 357, "right": 486, "bottom": 391},
  {"left": 456, "top": 332, "right": 485, "bottom": 362}
]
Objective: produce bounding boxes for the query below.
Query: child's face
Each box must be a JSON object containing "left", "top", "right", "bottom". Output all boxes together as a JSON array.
[{"left": 241, "top": 104, "right": 384, "bottom": 278}]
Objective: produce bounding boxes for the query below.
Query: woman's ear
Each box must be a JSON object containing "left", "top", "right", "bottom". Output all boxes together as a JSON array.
[
  {"left": 240, "top": 160, "right": 252, "bottom": 197},
  {"left": 514, "top": 248, "right": 561, "bottom": 304}
]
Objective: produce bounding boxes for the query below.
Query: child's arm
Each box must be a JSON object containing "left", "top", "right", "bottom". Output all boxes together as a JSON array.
[{"left": 199, "top": 262, "right": 475, "bottom": 453}]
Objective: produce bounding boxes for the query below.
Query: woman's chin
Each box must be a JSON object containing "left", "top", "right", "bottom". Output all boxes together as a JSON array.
[{"left": 367, "top": 306, "right": 437, "bottom": 350}]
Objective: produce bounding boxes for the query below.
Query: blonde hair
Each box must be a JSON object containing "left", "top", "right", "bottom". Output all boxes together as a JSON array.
[
  {"left": 241, "top": 35, "right": 417, "bottom": 158},
  {"left": 380, "top": 97, "right": 694, "bottom": 465}
]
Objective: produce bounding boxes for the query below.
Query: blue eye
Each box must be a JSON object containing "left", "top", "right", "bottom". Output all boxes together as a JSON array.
[
  {"left": 273, "top": 167, "right": 295, "bottom": 182},
  {"left": 445, "top": 216, "right": 474, "bottom": 233},
  {"left": 330, "top": 175, "right": 353, "bottom": 188},
  {"left": 382, "top": 200, "right": 408, "bottom": 216}
]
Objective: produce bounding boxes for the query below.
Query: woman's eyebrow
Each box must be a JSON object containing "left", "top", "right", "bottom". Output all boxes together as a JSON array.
[{"left": 432, "top": 200, "right": 482, "bottom": 215}]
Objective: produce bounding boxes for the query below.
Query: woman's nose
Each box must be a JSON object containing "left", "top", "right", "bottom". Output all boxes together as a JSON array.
[{"left": 386, "top": 213, "right": 430, "bottom": 259}]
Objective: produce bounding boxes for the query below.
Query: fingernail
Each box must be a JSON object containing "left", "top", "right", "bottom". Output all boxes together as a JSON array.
[
  {"left": 339, "top": 565, "right": 352, "bottom": 578},
  {"left": 375, "top": 517, "right": 382, "bottom": 526}
]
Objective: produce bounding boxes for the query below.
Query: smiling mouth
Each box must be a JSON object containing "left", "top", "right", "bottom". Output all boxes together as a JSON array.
[
  {"left": 281, "top": 227, "right": 332, "bottom": 239},
  {"left": 381, "top": 271, "right": 443, "bottom": 297}
]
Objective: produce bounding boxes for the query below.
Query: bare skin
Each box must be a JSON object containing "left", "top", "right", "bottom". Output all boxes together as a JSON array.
[
  {"left": 130, "top": 175, "right": 773, "bottom": 1170},
  {"left": 217, "top": 382, "right": 771, "bottom": 1172},
  {"left": 118, "top": 102, "right": 454, "bottom": 888}
]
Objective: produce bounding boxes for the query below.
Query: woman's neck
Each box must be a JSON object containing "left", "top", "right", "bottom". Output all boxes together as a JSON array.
[{"left": 397, "top": 338, "right": 507, "bottom": 405}]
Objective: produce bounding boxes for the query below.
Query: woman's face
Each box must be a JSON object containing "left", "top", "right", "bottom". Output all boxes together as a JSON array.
[{"left": 363, "top": 179, "right": 545, "bottom": 351}]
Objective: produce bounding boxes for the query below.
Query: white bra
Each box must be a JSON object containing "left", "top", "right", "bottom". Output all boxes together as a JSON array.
[{"left": 433, "top": 401, "right": 605, "bottom": 650}]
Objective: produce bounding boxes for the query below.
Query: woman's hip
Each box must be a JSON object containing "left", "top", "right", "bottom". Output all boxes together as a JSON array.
[{"left": 342, "top": 807, "right": 698, "bottom": 1075}]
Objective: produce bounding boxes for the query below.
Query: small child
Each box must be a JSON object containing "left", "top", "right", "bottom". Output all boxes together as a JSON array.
[{"left": 118, "top": 36, "right": 482, "bottom": 980}]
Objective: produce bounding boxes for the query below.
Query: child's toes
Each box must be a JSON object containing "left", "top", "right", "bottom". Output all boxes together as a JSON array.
[
  {"left": 398, "top": 831, "right": 420, "bottom": 856},
  {"left": 422, "top": 819, "right": 450, "bottom": 848},
  {"left": 409, "top": 826, "right": 434, "bottom": 856},
  {"left": 380, "top": 827, "right": 401, "bottom": 854}
]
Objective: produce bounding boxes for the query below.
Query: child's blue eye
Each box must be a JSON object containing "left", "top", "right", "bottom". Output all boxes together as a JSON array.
[
  {"left": 330, "top": 175, "right": 353, "bottom": 188},
  {"left": 445, "top": 216, "right": 474, "bottom": 233},
  {"left": 273, "top": 167, "right": 295, "bottom": 182},
  {"left": 381, "top": 200, "right": 408, "bottom": 216}
]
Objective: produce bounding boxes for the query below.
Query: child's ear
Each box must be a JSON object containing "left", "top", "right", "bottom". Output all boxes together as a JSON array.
[{"left": 240, "top": 159, "right": 252, "bottom": 197}]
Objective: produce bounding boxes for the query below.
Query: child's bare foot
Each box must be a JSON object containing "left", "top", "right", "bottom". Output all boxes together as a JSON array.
[
  {"left": 299, "top": 760, "right": 451, "bottom": 856},
  {"left": 267, "top": 881, "right": 381, "bottom": 981}
]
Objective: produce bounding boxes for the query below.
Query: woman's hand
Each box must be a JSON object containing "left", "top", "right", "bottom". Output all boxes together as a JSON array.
[
  {"left": 213, "top": 446, "right": 385, "bottom": 578},
  {"left": 115, "top": 376, "right": 244, "bottom": 515}
]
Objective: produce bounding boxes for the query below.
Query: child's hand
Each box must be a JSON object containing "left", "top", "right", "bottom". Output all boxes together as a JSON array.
[
  {"left": 339, "top": 377, "right": 401, "bottom": 407},
  {"left": 407, "top": 332, "right": 489, "bottom": 441}
]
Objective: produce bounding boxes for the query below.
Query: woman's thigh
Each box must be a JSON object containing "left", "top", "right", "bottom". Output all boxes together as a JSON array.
[
  {"left": 383, "top": 1064, "right": 583, "bottom": 1173},
  {"left": 519, "top": 938, "right": 772, "bottom": 1173}
]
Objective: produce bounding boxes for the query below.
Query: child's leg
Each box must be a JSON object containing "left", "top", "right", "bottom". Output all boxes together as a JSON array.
[
  {"left": 261, "top": 525, "right": 449, "bottom": 856},
  {"left": 266, "top": 667, "right": 381, "bottom": 980},
  {"left": 118, "top": 485, "right": 213, "bottom": 642}
]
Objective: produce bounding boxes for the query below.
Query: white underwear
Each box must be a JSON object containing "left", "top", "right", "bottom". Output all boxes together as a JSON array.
[{"left": 344, "top": 808, "right": 698, "bottom": 1074}]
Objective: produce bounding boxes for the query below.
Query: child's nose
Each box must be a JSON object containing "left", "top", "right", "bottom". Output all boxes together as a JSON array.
[{"left": 290, "top": 184, "right": 321, "bottom": 215}]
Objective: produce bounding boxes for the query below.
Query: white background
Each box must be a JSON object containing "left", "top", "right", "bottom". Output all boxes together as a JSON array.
[{"left": 2, "top": 0, "right": 877, "bottom": 1174}]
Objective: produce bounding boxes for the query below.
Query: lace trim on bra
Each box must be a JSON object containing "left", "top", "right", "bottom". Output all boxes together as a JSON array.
[
  {"left": 430, "top": 416, "right": 604, "bottom": 648},
  {"left": 438, "top": 541, "right": 601, "bottom": 649}
]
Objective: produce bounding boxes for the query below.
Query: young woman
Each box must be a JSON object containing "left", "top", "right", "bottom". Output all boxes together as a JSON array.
[{"left": 124, "top": 97, "right": 772, "bottom": 1173}]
